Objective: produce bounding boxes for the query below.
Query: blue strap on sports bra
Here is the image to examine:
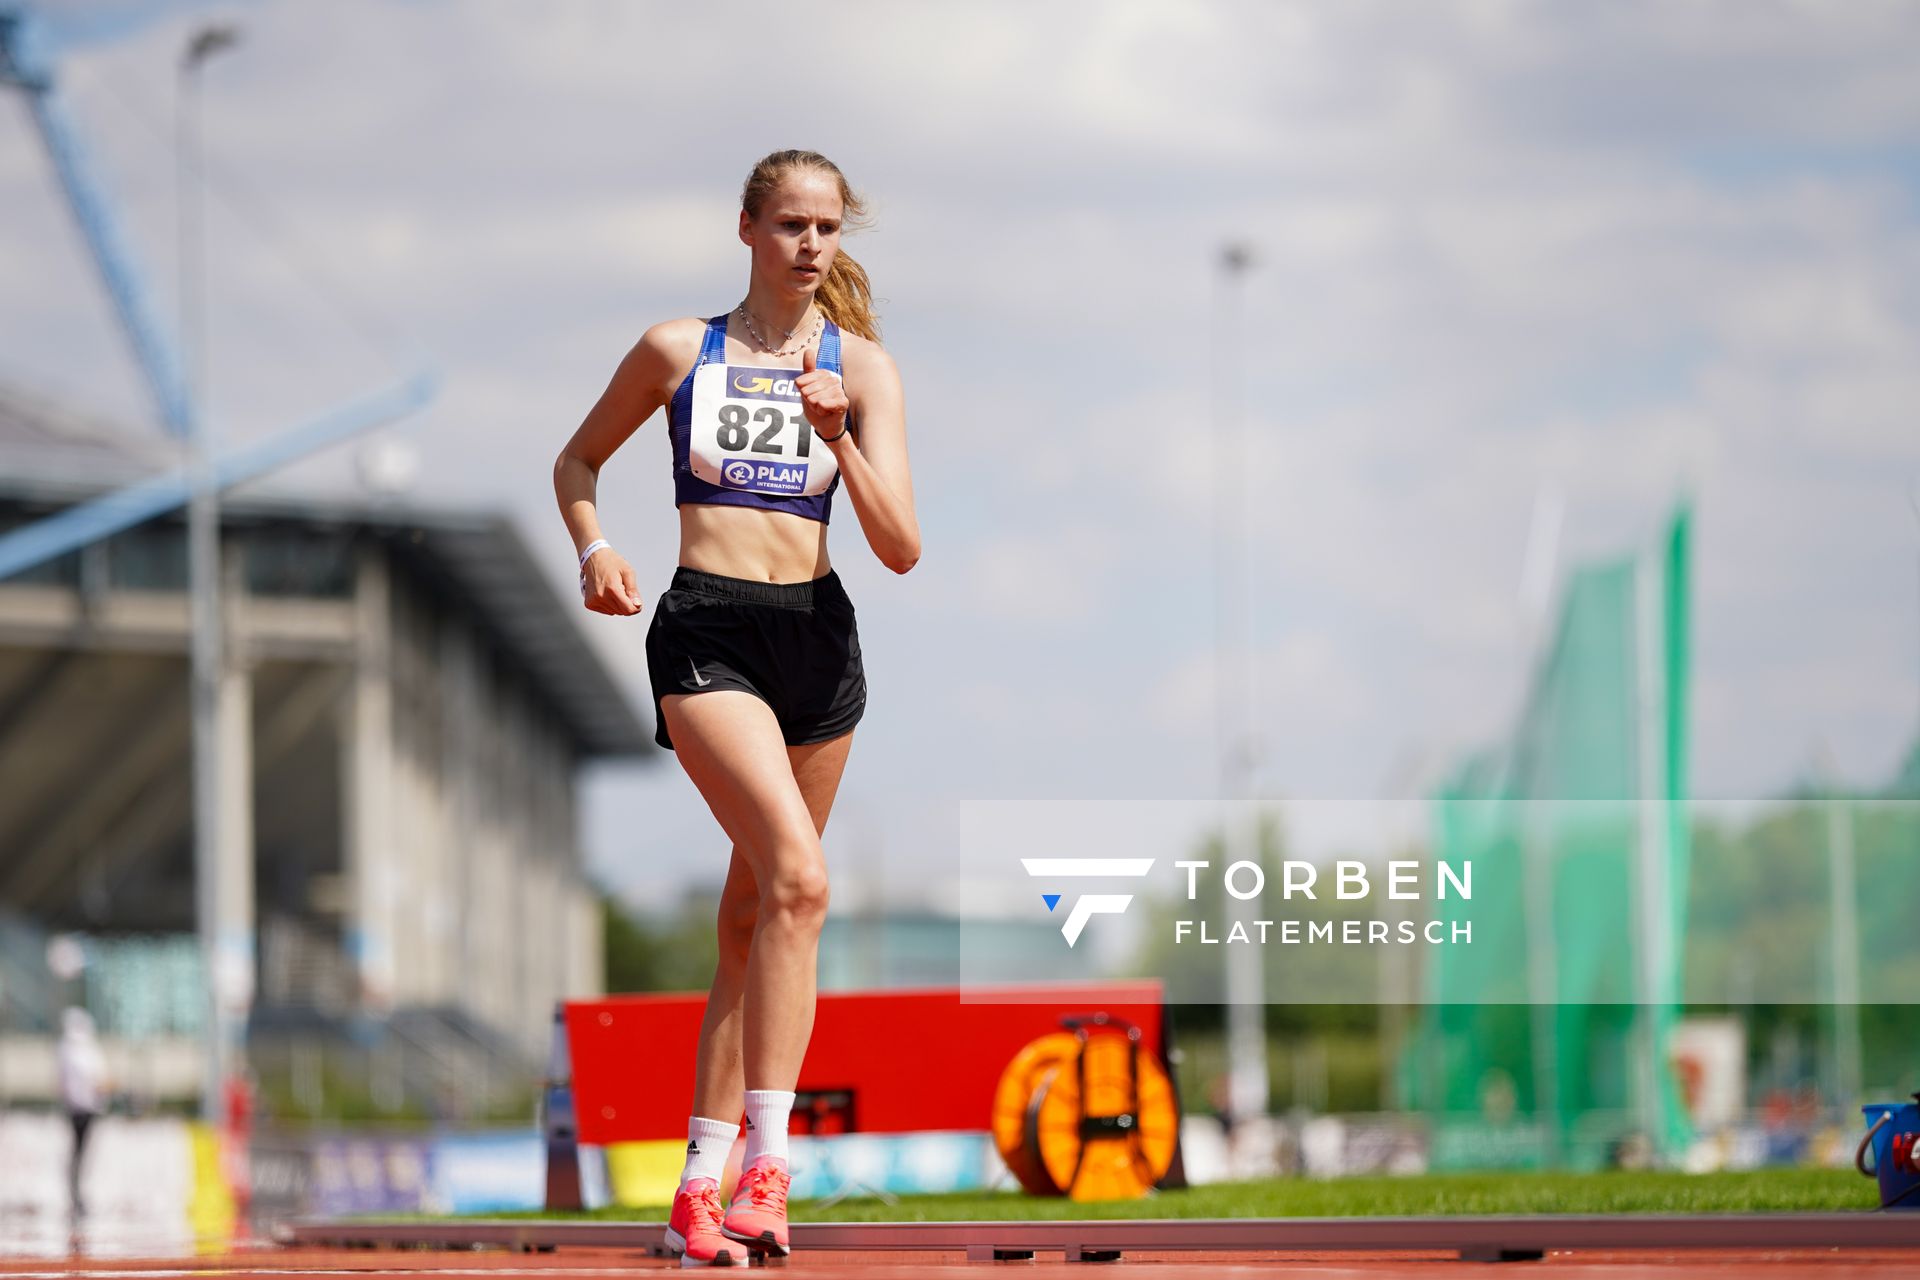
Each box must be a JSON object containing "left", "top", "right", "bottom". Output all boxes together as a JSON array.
[
  {"left": 668, "top": 316, "right": 728, "bottom": 426},
  {"left": 698, "top": 312, "right": 730, "bottom": 366},
  {"left": 817, "top": 316, "right": 842, "bottom": 376}
]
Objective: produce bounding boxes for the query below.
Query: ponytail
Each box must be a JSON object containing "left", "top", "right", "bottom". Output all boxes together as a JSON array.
[{"left": 817, "top": 248, "right": 878, "bottom": 343}]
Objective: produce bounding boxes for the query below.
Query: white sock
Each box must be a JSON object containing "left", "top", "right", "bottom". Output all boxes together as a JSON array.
[
  {"left": 742, "top": 1089, "right": 795, "bottom": 1166},
  {"left": 680, "top": 1115, "right": 738, "bottom": 1188}
]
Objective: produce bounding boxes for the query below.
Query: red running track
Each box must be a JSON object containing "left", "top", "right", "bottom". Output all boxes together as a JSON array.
[{"left": 4, "top": 1247, "right": 1920, "bottom": 1279}]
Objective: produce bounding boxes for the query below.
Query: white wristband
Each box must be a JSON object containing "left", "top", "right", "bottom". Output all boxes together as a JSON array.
[{"left": 577, "top": 539, "right": 610, "bottom": 569}]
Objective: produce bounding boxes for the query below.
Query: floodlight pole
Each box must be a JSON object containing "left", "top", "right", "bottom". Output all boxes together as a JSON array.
[
  {"left": 1630, "top": 544, "right": 1664, "bottom": 1159},
  {"left": 181, "top": 21, "right": 245, "bottom": 1127},
  {"left": 1214, "top": 243, "right": 1268, "bottom": 1127},
  {"left": 1518, "top": 489, "right": 1564, "bottom": 1163},
  {"left": 1911, "top": 481, "right": 1920, "bottom": 759},
  {"left": 1826, "top": 779, "right": 1863, "bottom": 1112},
  {"left": 1813, "top": 741, "right": 1862, "bottom": 1113}
]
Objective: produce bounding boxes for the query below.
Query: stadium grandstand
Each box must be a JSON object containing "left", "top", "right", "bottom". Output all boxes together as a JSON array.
[{"left": 0, "top": 380, "right": 653, "bottom": 1120}]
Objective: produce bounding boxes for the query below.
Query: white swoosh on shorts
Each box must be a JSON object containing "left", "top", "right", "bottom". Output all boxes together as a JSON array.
[{"left": 689, "top": 658, "right": 711, "bottom": 688}]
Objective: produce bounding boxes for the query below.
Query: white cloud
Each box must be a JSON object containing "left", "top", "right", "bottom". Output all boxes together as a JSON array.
[{"left": 1149, "top": 629, "right": 1375, "bottom": 740}]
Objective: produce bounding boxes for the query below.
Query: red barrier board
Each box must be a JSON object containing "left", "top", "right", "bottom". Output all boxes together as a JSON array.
[{"left": 565, "top": 981, "right": 1166, "bottom": 1145}]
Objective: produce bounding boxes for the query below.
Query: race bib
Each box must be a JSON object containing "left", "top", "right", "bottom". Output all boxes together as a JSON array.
[{"left": 687, "top": 362, "right": 840, "bottom": 498}]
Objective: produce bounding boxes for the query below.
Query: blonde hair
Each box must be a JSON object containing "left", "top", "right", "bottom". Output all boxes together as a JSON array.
[{"left": 742, "top": 150, "right": 879, "bottom": 343}]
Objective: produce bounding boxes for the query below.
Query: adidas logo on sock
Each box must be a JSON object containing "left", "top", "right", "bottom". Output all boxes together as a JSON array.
[
  {"left": 687, "top": 1140, "right": 699, "bottom": 1153},
  {"left": 744, "top": 1116, "right": 755, "bottom": 1129}
]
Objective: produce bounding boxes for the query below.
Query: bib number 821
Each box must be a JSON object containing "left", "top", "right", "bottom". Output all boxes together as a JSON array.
[{"left": 716, "top": 404, "right": 812, "bottom": 457}]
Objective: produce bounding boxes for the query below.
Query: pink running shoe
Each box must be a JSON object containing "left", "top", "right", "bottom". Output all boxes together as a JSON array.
[
  {"left": 665, "top": 1177, "right": 736, "bottom": 1268},
  {"left": 720, "top": 1156, "right": 791, "bottom": 1256}
]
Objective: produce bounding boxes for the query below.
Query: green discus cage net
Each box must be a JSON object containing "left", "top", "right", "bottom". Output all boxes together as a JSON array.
[{"left": 1404, "top": 505, "right": 1694, "bottom": 1170}]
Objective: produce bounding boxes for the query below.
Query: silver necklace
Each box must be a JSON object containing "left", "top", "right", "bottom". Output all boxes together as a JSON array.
[{"left": 736, "top": 303, "right": 820, "bottom": 357}]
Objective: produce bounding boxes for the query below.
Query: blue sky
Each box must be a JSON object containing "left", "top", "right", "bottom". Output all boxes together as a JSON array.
[{"left": 3, "top": 1, "right": 1918, "bottom": 913}]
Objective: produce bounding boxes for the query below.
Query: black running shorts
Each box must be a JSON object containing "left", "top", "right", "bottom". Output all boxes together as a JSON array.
[{"left": 644, "top": 566, "right": 866, "bottom": 751}]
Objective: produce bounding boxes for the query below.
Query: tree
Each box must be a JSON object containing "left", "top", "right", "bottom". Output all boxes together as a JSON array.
[{"left": 601, "top": 891, "right": 721, "bottom": 994}]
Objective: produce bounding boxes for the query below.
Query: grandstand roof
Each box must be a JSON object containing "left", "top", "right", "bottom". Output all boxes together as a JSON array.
[{"left": 0, "top": 381, "right": 653, "bottom": 759}]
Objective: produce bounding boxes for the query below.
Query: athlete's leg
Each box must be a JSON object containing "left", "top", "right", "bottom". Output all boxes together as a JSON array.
[
  {"left": 666, "top": 691, "right": 851, "bottom": 1100},
  {"left": 687, "top": 848, "right": 756, "bottom": 1125},
  {"left": 689, "top": 725, "right": 852, "bottom": 1121}
]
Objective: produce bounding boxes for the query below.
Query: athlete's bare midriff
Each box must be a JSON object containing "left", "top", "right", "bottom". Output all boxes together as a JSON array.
[{"left": 677, "top": 502, "right": 831, "bottom": 584}]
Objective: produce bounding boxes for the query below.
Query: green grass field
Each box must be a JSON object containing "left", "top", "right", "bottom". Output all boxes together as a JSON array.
[{"left": 496, "top": 1168, "right": 1875, "bottom": 1222}]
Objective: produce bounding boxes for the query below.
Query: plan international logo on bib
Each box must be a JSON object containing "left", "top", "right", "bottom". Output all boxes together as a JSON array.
[
  {"left": 729, "top": 368, "right": 801, "bottom": 401},
  {"left": 721, "top": 459, "right": 807, "bottom": 494}
]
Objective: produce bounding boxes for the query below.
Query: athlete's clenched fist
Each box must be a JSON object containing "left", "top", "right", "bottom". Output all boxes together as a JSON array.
[
  {"left": 796, "top": 344, "right": 850, "bottom": 441},
  {"left": 581, "top": 546, "right": 642, "bottom": 616}
]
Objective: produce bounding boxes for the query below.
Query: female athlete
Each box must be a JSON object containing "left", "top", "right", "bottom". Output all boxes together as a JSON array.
[{"left": 553, "top": 150, "right": 919, "bottom": 1266}]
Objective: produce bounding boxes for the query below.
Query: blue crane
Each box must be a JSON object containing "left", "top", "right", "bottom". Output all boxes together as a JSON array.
[{"left": 0, "top": 4, "right": 436, "bottom": 579}]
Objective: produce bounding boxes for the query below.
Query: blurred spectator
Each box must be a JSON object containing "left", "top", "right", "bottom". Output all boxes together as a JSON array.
[{"left": 57, "top": 1006, "right": 107, "bottom": 1219}]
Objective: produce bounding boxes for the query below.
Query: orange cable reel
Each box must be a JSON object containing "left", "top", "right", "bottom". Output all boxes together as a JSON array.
[{"left": 990, "top": 1013, "right": 1178, "bottom": 1200}]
